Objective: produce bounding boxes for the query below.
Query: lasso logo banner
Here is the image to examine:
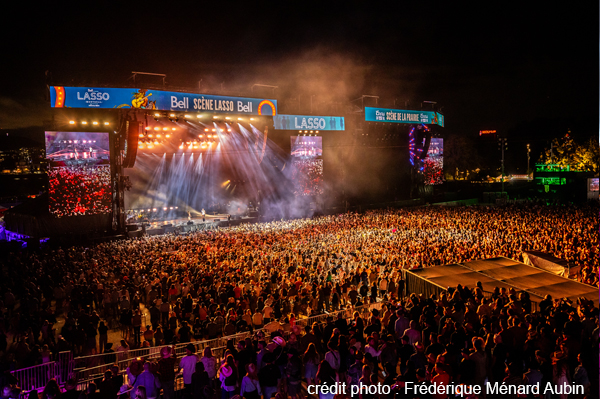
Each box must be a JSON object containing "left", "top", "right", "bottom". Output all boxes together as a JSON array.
[
  {"left": 273, "top": 114, "right": 345, "bottom": 131},
  {"left": 365, "top": 107, "right": 444, "bottom": 127},
  {"left": 49, "top": 86, "right": 277, "bottom": 116}
]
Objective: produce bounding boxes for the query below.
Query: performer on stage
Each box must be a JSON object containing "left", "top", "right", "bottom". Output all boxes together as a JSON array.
[{"left": 201, "top": 208, "right": 206, "bottom": 222}]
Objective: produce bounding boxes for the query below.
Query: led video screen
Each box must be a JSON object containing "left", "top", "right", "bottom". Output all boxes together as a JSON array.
[
  {"left": 45, "top": 131, "right": 111, "bottom": 217},
  {"left": 424, "top": 138, "right": 444, "bottom": 185},
  {"left": 291, "top": 159, "right": 323, "bottom": 196},
  {"left": 590, "top": 178, "right": 599, "bottom": 192},
  {"left": 290, "top": 136, "right": 322, "bottom": 158}
]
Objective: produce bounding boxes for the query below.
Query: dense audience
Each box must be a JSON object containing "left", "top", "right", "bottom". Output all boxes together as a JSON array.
[
  {"left": 0, "top": 204, "right": 597, "bottom": 398},
  {"left": 48, "top": 165, "right": 112, "bottom": 217},
  {"left": 291, "top": 159, "right": 324, "bottom": 196}
]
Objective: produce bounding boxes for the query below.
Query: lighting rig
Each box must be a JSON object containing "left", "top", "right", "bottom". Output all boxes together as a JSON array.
[{"left": 136, "top": 112, "right": 264, "bottom": 152}]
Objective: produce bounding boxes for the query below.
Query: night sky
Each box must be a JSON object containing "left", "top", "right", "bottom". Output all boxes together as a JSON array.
[{"left": 2, "top": 2, "right": 597, "bottom": 151}]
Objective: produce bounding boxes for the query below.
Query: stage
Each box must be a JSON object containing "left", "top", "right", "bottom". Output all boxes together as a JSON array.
[{"left": 126, "top": 213, "right": 259, "bottom": 237}]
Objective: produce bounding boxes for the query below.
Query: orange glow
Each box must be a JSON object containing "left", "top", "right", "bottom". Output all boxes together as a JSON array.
[{"left": 257, "top": 100, "right": 276, "bottom": 116}]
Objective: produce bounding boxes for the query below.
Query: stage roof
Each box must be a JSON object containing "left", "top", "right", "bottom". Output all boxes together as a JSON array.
[{"left": 405, "top": 257, "right": 598, "bottom": 307}]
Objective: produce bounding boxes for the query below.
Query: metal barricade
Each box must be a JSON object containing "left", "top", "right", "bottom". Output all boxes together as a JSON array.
[
  {"left": 9, "top": 301, "right": 386, "bottom": 392},
  {"left": 10, "top": 362, "right": 59, "bottom": 391}
]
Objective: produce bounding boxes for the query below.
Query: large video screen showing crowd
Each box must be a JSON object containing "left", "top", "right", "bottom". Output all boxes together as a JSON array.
[
  {"left": 45, "top": 131, "right": 112, "bottom": 217},
  {"left": 290, "top": 136, "right": 324, "bottom": 196},
  {"left": 291, "top": 136, "right": 323, "bottom": 158},
  {"left": 424, "top": 138, "right": 443, "bottom": 185}
]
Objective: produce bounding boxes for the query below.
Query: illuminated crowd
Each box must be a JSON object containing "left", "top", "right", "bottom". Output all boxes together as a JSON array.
[
  {"left": 48, "top": 165, "right": 112, "bottom": 217},
  {"left": 291, "top": 159, "right": 324, "bottom": 196},
  {"left": 0, "top": 204, "right": 597, "bottom": 398}
]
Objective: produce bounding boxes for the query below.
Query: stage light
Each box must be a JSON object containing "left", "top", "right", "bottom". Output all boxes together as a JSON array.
[
  {"left": 139, "top": 133, "right": 144, "bottom": 138},
  {"left": 165, "top": 134, "right": 170, "bottom": 138},
  {"left": 104, "top": 122, "right": 110, "bottom": 126},
  {"left": 163, "top": 207, "right": 168, "bottom": 211},
  {"left": 227, "top": 128, "right": 232, "bottom": 132},
  {"left": 212, "top": 129, "right": 216, "bottom": 132},
  {"left": 225, "top": 117, "right": 230, "bottom": 120},
  {"left": 250, "top": 118, "right": 254, "bottom": 121},
  {"left": 145, "top": 126, "right": 151, "bottom": 130},
  {"left": 156, "top": 134, "right": 161, "bottom": 138},
  {"left": 171, "top": 127, "right": 176, "bottom": 131},
  {"left": 81, "top": 121, "right": 88, "bottom": 125},
  {"left": 299, "top": 130, "right": 302, "bottom": 133},
  {"left": 207, "top": 134, "right": 211, "bottom": 138},
  {"left": 184, "top": 115, "right": 192, "bottom": 119},
  {"left": 176, "top": 207, "right": 178, "bottom": 209},
  {"left": 238, "top": 117, "right": 243, "bottom": 120},
  {"left": 154, "top": 113, "right": 160, "bottom": 117},
  {"left": 316, "top": 131, "right": 319, "bottom": 133},
  {"left": 213, "top": 116, "right": 218, "bottom": 119},
  {"left": 148, "top": 134, "right": 153, "bottom": 138},
  {"left": 154, "top": 140, "right": 159, "bottom": 145},
  {"left": 69, "top": 121, "right": 75, "bottom": 125},
  {"left": 154, "top": 127, "right": 160, "bottom": 131},
  {"left": 163, "top": 127, "right": 168, "bottom": 131},
  {"left": 92, "top": 121, "right": 99, "bottom": 125},
  {"left": 169, "top": 113, "right": 175, "bottom": 118},
  {"left": 179, "top": 143, "right": 184, "bottom": 149},
  {"left": 170, "top": 207, "right": 174, "bottom": 210},
  {"left": 153, "top": 208, "right": 157, "bottom": 212},
  {"left": 196, "top": 115, "right": 202, "bottom": 118},
  {"left": 204, "top": 128, "right": 209, "bottom": 132},
  {"left": 304, "top": 130, "right": 308, "bottom": 133}
]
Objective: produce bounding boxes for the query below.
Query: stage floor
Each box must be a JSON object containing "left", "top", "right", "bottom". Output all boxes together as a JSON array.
[{"left": 144, "top": 213, "right": 231, "bottom": 227}]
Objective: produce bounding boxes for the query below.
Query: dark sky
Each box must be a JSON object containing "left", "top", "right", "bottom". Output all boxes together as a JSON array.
[{"left": 2, "top": 2, "right": 597, "bottom": 145}]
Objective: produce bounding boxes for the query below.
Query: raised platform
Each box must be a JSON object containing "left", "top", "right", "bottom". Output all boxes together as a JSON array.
[{"left": 130, "top": 215, "right": 259, "bottom": 236}]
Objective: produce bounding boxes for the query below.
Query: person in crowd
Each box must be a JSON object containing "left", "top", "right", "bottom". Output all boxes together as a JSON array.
[
  {"left": 191, "top": 361, "right": 210, "bottom": 399},
  {"left": 219, "top": 354, "right": 238, "bottom": 399},
  {"left": 240, "top": 363, "right": 262, "bottom": 399},
  {"left": 157, "top": 346, "right": 176, "bottom": 399},
  {"left": 302, "top": 343, "right": 321, "bottom": 387},
  {"left": 178, "top": 344, "right": 199, "bottom": 397},
  {"left": 132, "top": 362, "right": 161, "bottom": 399}
]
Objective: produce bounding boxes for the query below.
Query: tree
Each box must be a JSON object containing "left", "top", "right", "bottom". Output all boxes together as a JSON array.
[
  {"left": 539, "top": 134, "right": 600, "bottom": 173},
  {"left": 572, "top": 138, "right": 600, "bottom": 173}
]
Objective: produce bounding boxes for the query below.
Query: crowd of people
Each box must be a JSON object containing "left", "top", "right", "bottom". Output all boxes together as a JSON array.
[
  {"left": 291, "top": 159, "right": 324, "bottom": 196},
  {"left": 0, "top": 204, "right": 597, "bottom": 398},
  {"left": 3, "top": 284, "right": 598, "bottom": 398},
  {"left": 48, "top": 165, "right": 112, "bottom": 217}
]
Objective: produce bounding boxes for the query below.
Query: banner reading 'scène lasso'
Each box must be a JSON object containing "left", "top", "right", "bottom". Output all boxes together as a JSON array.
[{"left": 49, "top": 86, "right": 277, "bottom": 116}]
